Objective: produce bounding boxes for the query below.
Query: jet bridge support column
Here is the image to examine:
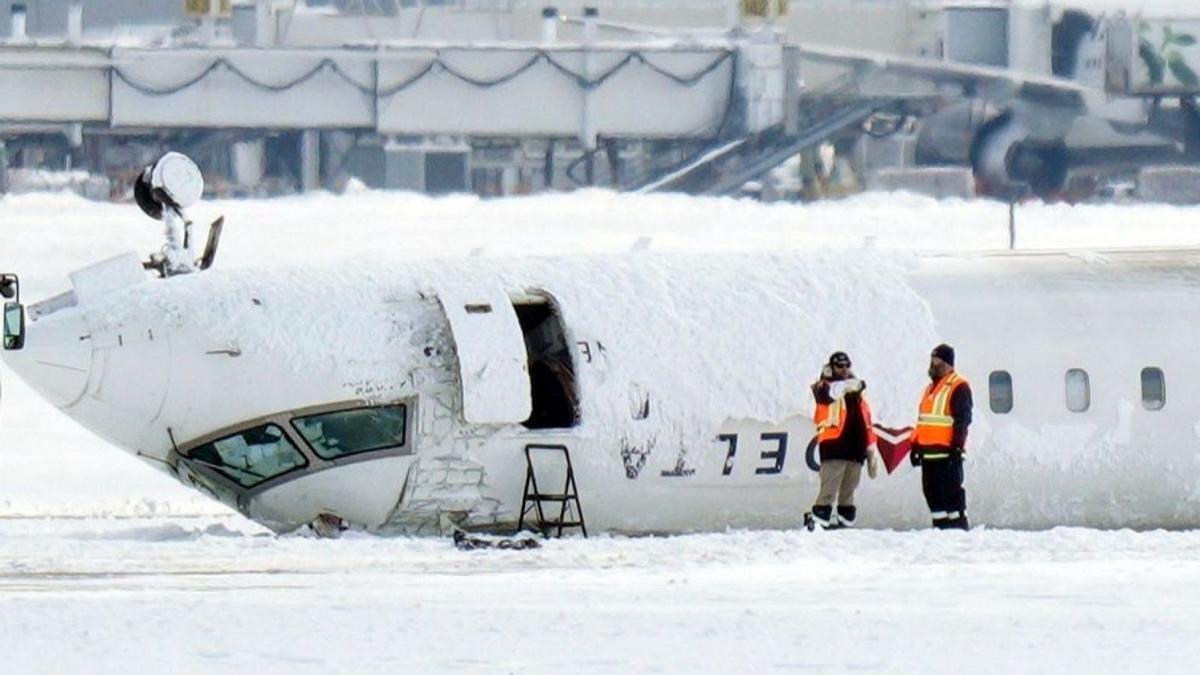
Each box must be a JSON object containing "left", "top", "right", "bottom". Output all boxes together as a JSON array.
[
  {"left": 232, "top": 140, "right": 265, "bottom": 189},
  {"left": 300, "top": 130, "right": 320, "bottom": 192},
  {"left": 738, "top": 40, "right": 786, "bottom": 135},
  {"left": 580, "top": 6, "right": 599, "bottom": 165},
  {"left": 543, "top": 140, "right": 555, "bottom": 190}
]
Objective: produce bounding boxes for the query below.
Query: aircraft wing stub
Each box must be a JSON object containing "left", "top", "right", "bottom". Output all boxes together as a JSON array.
[{"left": 797, "top": 43, "right": 1089, "bottom": 112}]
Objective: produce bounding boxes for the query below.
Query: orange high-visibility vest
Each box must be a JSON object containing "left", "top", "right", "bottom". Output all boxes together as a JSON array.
[
  {"left": 913, "top": 371, "right": 968, "bottom": 449},
  {"left": 814, "top": 391, "right": 877, "bottom": 444}
]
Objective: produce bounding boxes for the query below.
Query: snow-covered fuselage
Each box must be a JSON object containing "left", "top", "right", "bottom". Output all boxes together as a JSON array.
[{"left": 5, "top": 247, "right": 1200, "bottom": 533}]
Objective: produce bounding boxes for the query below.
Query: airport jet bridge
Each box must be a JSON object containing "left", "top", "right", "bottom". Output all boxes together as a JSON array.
[{"left": 0, "top": 36, "right": 901, "bottom": 196}]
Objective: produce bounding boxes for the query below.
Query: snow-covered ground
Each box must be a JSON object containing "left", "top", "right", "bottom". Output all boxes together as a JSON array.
[
  {"left": 3, "top": 189, "right": 1200, "bottom": 672},
  {"left": 3, "top": 517, "right": 1199, "bottom": 673}
]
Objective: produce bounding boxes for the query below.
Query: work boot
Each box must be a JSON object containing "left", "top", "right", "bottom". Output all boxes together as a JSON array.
[
  {"left": 810, "top": 505, "right": 833, "bottom": 530},
  {"left": 933, "top": 516, "right": 971, "bottom": 530},
  {"left": 836, "top": 505, "right": 857, "bottom": 528}
]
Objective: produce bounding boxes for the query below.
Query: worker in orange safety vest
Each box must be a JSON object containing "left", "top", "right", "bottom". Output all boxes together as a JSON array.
[
  {"left": 911, "top": 343, "right": 974, "bottom": 530},
  {"left": 804, "top": 351, "right": 882, "bottom": 530}
]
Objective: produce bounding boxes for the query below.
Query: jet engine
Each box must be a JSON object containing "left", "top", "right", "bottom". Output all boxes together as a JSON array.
[{"left": 968, "top": 111, "right": 1070, "bottom": 199}]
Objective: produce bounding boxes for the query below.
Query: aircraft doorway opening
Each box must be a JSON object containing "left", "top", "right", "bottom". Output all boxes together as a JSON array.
[{"left": 513, "top": 296, "right": 579, "bottom": 429}]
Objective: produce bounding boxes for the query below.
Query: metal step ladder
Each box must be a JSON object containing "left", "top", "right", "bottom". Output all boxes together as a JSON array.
[{"left": 518, "top": 444, "right": 587, "bottom": 538}]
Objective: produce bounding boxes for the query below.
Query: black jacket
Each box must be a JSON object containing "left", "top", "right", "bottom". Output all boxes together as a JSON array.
[{"left": 812, "top": 380, "right": 870, "bottom": 463}]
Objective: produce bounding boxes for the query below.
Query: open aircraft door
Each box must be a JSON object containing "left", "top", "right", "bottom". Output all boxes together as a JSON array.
[{"left": 434, "top": 285, "right": 531, "bottom": 425}]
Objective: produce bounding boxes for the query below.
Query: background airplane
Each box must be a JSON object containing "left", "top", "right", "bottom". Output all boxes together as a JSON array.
[{"left": 788, "top": 1, "right": 1200, "bottom": 198}]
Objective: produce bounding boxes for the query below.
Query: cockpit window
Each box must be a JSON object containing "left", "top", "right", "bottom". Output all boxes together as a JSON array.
[
  {"left": 187, "top": 424, "right": 307, "bottom": 487},
  {"left": 291, "top": 405, "right": 408, "bottom": 460}
]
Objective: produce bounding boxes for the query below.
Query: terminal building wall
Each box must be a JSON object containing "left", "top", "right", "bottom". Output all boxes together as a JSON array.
[{"left": 1, "top": 1, "right": 186, "bottom": 37}]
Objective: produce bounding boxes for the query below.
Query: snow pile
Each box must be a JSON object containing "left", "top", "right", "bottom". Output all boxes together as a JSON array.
[
  {"left": 4, "top": 169, "right": 110, "bottom": 200},
  {"left": 9, "top": 187, "right": 1200, "bottom": 304}
]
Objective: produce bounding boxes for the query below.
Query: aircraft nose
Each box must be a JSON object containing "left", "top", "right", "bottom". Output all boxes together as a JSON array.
[{"left": 2, "top": 310, "right": 91, "bottom": 409}]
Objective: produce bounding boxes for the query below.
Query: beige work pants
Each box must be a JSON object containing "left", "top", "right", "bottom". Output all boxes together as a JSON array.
[{"left": 814, "top": 459, "right": 863, "bottom": 507}]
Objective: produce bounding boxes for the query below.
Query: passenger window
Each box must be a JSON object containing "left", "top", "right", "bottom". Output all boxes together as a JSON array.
[
  {"left": 187, "top": 424, "right": 307, "bottom": 487},
  {"left": 1141, "top": 367, "right": 1166, "bottom": 411},
  {"left": 1065, "top": 369, "right": 1090, "bottom": 412},
  {"left": 988, "top": 370, "right": 1013, "bottom": 414},
  {"left": 292, "top": 405, "right": 408, "bottom": 460}
]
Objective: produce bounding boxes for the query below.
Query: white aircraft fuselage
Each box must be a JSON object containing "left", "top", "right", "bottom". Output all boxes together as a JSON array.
[{"left": 4, "top": 246, "right": 1199, "bottom": 534}]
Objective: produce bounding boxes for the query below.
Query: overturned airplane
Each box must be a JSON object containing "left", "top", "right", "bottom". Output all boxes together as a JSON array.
[{"left": 3, "top": 156, "right": 1199, "bottom": 535}]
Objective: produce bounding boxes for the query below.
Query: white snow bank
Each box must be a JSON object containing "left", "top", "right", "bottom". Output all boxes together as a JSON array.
[{"left": 7, "top": 187, "right": 1200, "bottom": 303}]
